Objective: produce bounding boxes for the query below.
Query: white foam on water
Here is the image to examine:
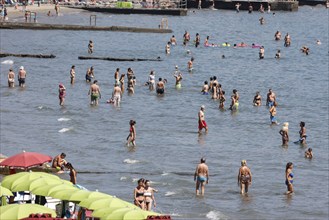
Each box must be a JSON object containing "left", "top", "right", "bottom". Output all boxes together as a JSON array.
[
  {"left": 161, "top": 172, "right": 169, "bottom": 176},
  {"left": 206, "top": 211, "right": 228, "bottom": 220},
  {"left": 57, "top": 118, "right": 71, "bottom": 122},
  {"left": 120, "top": 176, "right": 127, "bottom": 181},
  {"left": 58, "top": 128, "right": 71, "bottom": 133},
  {"left": 1, "top": 60, "right": 14, "bottom": 65},
  {"left": 37, "top": 106, "right": 44, "bottom": 109},
  {"left": 123, "top": 159, "right": 139, "bottom": 164},
  {"left": 169, "top": 213, "right": 181, "bottom": 217},
  {"left": 165, "top": 191, "right": 176, "bottom": 196}
]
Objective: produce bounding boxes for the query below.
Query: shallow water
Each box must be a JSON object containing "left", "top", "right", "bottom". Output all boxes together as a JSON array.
[{"left": 1, "top": 5, "right": 328, "bottom": 220}]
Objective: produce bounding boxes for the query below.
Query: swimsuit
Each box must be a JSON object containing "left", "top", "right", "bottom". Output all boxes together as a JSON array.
[
  {"left": 176, "top": 83, "right": 181, "bottom": 89},
  {"left": 197, "top": 176, "right": 207, "bottom": 182},
  {"left": 91, "top": 93, "right": 99, "bottom": 101},
  {"left": 18, "top": 78, "right": 25, "bottom": 85},
  {"left": 285, "top": 173, "right": 294, "bottom": 185},
  {"left": 202, "top": 92, "right": 209, "bottom": 95},
  {"left": 86, "top": 74, "right": 92, "bottom": 81},
  {"left": 241, "top": 174, "right": 250, "bottom": 184},
  {"left": 198, "top": 120, "right": 207, "bottom": 130},
  {"left": 157, "top": 88, "right": 164, "bottom": 94},
  {"left": 113, "top": 94, "right": 121, "bottom": 104}
]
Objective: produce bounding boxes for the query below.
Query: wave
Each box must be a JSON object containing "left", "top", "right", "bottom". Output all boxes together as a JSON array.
[
  {"left": 165, "top": 191, "right": 176, "bottom": 196},
  {"left": 120, "top": 176, "right": 127, "bottom": 181},
  {"left": 58, "top": 127, "right": 72, "bottom": 133},
  {"left": 1, "top": 60, "right": 14, "bottom": 65},
  {"left": 161, "top": 172, "right": 169, "bottom": 176},
  {"left": 57, "top": 117, "right": 71, "bottom": 122},
  {"left": 123, "top": 159, "right": 140, "bottom": 164},
  {"left": 206, "top": 211, "right": 228, "bottom": 220}
]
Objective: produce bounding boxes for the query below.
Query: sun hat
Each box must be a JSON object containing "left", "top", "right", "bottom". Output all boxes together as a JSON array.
[{"left": 20, "top": 66, "right": 24, "bottom": 70}]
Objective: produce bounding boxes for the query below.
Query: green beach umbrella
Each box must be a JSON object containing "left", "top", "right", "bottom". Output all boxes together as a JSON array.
[
  {"left": 11, "top": 176, "right": 72, "bottom": 192},
  {"left": 48, "top": 188, "right": 81, "bottom": 201},
  {"left": 0, "top": 204, "right": 56, "bottom": 219},
  {"left": 49, "top": 189, "right": 110, "bottom": 202},
  {"left": 31, "top": 183, "right": 77, "bottom": 197},
  {"left": 79, "top": 196, "right": 135, "bottom": 210},
  {"left": 102, "top": 207, "right": 159, "bottom": 220},
  {"left": 1, "top": 171, "right": 60, "bottom": 190},
  {"left": 0, "top": 184, "right": 13, "bottom": 197}
]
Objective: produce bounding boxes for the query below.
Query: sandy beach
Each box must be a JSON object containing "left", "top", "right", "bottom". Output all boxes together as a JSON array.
[{"left": 4, "top": 4, "right": 84, "bottom": 20}]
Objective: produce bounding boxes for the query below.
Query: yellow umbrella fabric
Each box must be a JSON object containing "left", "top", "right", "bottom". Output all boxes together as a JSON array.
[
  {"left": 49, "top": 189, "right": 110, "bottom": 202},
  {"left": 0, "top": 204, "right": 56, "bottom": 219},
  {"left": 11, "top": 177, "right": 72, "bottom": 192},
  {"left": 79, "top": 197, "right": 135, "bottom": 210},
  {"left": 102, "top": 207, "right": 159, "bottom": 220},
  {"left": 48, "top": 188, "right": 82, "bottom": 200},
  {"left": 0, "top": 184, "right": 13, "bottom": 197},
  {"left": 1, "top": 172, "right": 60, "bottom": 190},
  {"left": 31, "top": 183, "right": 78, "bottom": 197}
]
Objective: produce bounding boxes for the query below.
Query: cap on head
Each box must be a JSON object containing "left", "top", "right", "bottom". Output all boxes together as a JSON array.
[
  {"left": 175, "top": 65, "right": 178, "bottom": 69},
  {"left": 201, "top": 105, "right": 205, "bottom": 109},
  {"left": 20, "top": 66, "right": 24, "bottom": 70}
]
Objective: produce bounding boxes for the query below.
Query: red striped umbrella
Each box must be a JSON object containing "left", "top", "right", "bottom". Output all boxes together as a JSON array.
[{"left": 0, "top": 151, "right": 52, "bottom": 169}]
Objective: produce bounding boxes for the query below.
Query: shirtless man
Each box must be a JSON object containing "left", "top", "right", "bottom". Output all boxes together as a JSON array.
[
  {"left": 266, "top": 89, "right": 276, "bottom": 107},
  {"left": 111, "top": 83, "right": 122, "bottom": 106},
  {"left": 8, "top": 69, "right": 15, "bottom": 87},
  {"left": 284, "top": 33, "right": 291, "bottom": 47},
  {"left": 114, "top": 68, "right": 120, "bottom": 85},
  {"left": 238, "top": 160, "right": 252, "bottom": 194},
  {"left": 195, "top": 33, "right": 200, "bottom": 48},
  {"left": 18, "top": 66, "right": 26, "bottom": 87},
  {"left": 269, "top": 101, "right": 278, "bottom": 125},
  {"left": 201, "top": 81, "right": 209, "bottom": 95},
  {"left": 170, "top": 35, "right": 177, "bottom": 45},
  {"left": 194, "top": 157, "right": 209, "bottom": 195},
  {"left": 198, "top": 105, "right": 208, "bottom": 133},
  {"left": 156, "top": 78, "right": 165, "bottom": 95},
  {"left": 70, "top": 65, "right": 75, "bottom": 85},
  {"left": 52, "top": 153, "right": 67, "bottom": 171},
  {"left": 183, "top": 31, "right": 190, "bottom": 46},
  {"left": 88, "top": 80, "right": 101, "bottom": 105}
]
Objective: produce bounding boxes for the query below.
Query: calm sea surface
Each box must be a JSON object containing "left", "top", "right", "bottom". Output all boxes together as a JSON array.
[{"left": 1, "top": 5, "right": 328, "bottom": 220}]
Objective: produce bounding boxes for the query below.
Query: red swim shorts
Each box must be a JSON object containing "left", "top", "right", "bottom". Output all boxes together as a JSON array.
[{"left": 198, "top": 120, "right": 207, "bottom": 130}]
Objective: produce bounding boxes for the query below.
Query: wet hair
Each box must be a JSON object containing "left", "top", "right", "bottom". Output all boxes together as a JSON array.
[
  {"left": 89, "top": 40, "right": 92, "bottom": 43},
  {"left": 222, "top": 55, "right": 225, "bottom": 59},
  {"left": 90, "top": 66, "right": 94, "bottom": 70},
  {"left": 159, "top": 78, "right": 162, "bottom": 81},
  {"left": 210, "top": 77, "right": 213, "bottom": 81},
  {"left": 167, "top": 41, "right": 171, "bottom": 45},
  {"left": 213, "top": 76, "right": 217, "bottom": 80},
  {"left": 172, "top": 35, "right": 175, "bottom": 37},
  {"left": 138, "top": 178, "right": 144, "bottom": 184},
  {"left": 234, "top": 44, "right": 237, "bottom": 47},
  {"left": 191, "top": 58, "right": 194, "bottom": 61},
  {"left": 93, "top": 80, "right": 98, "bottom": 84},
  {"left": 196, "top": 33, "right": 199, "bottom": 36},
  {"left": 204, "top": 81, "right": 208, "bottom": 85},
  {"left": 286, "top": 162, "right": 293, "bottom": 171},
  {"left": 9, "top": 68, "right": 13, "bottom": 71},
  {"left": 71, "top": 65, "right": 75, "bottom": 68},
  {"left": 273, "top": 101, "right": 278, "bottom": 107},
  {"left": 222, "top": 91, "right": 225, "bottom": 95},
  {"left": 233, "top": 89, "right": 237, "bottom": 94},
  {"left": 207, "top": 36, "right": 209, "bottom": 39},
  {"left": 145, "top": 180, "right": 150, "bottom": 184},
  {"left": 60, "top": 153, "right": 66, "bottom": 158},
  {"left": 308, "top": 148, "right": 312, "bottom": 152},
  {"left": 218, "top": 84, "right": 222, "bottom": 88},
  {"left": 116, "top": 68, "right": 120, "bottom": 71},
  {"left": 201, "top": 157, "right": 206, "bottom": 163},
  {"left": 300, "top": 121, "right": 305, "bottom": 127},
  {"left": 66, "top": 162, "right": 74, "bottom": 169},
  {"left": 129, "top": 120, "right": 136, "bottom": 125}
]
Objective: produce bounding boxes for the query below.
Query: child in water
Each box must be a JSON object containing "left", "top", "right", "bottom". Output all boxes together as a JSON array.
[{"left": 305, "top": 148, "right": 313, "bottom": 159}]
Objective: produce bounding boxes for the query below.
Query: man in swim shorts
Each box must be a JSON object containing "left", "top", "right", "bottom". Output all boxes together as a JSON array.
[
  {"left": 266, "top": 89, "right": 276, "bottom": 107},
  {"left": 18, "top": 66, "right": 26, "bottom": 87},
  {"left": 111, "top": 83, "right": 122, "bottom": 106},
  {"left": 194, "top": 157, "right": 209, "bottom": 195},
  {"left": 198, "top": 105, "right": 208, "bottom": 133},
  {"left": 114, "top": 68, "right": 120, "bottom": 85},
  {"left": 88, "top": 80, "right": 101, "bottom": 105},
  {"left": 156, "top": 78, "right": 165, "bottom": 95},
  {"left": 201, "top": 81, "right": 209, "bottom": 95}
]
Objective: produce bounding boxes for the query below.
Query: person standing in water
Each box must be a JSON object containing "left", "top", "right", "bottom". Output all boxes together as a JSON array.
[
  {"left": 235, "top": 2, "right": 241, "bottom": 12},
  {"left": 275, "top": 50, "right": 281, "bottom": 59},
  {"left": 148, "top": 71, "right": 156, "bottom": 91},
  {"left": 170, "top": 35, "right": 177, "bottom": 45},
  {"left": 58, "top": 83, "right": 66, "bottom": 106},
  {"left": 156, "top": 78, "right": 165, "bottom": 95},
  {"left": 85, "top": 66, "right": 94, "bottom": 83},
  {"left": 110, "top": 83, "right": 122, "bottom": 106},
  {"left": 194, "top": 157, "right": 209, "bottom": 196},
  {"left": 229, "top": 89, "right": 239, "bottom": 111},
  {"left": 298, "top": 121, "right": 307, "bottom": 144},
  {"left": 88, "top": 40, "right": 94, "bottom": 54},
  {"left": 173, "top": 67, "right": 183, "bottom": 89},
  {"left": 253, "top": 91, "right": 262, "bottom": 106},
  {"left": 127, "top": 120, "right": 136, "bottom": 147},
  {"left": 259, "top": 46, "right": 265, "bottom": 59},
  {"left": 284, "top": 33, "right": 291, "bottom": 47},
  {"left": 119, "top": 74, "right": 125, "bottom": 93},
  {"left": 285, "top": 162, "right": 294, "bottom": 195},
  {"left": 165, "top": 42, "right": 171, "bottom": 54},
  {"left": 279, "top": 122, "right": 289, "bottom": 146},
  {"left": 88, "top": 80, "right": 101, "bottom": 105},
  {"left": 269, "top": 101, "right": 278, "bottom": 125},
  {"left": 237, "top": 160, "right": 252, "bottom": 195},
  {"left": 70, "top": 65, "right": 75, "bottom": 85},
  {"left": 195, "top": 33, "right": 201, "bottom": 48},
  {"left": 66, "top": 162, "right": 77, "bottom": 185},
  {"left": 183, "top": 30, "right": 190, "bottom": 46},
  {"left": 188, "top": 57, "right": 194, "bottom": 72},
  {"left": 305, "top": 148, "right": 313, "bottom": 159},
  {"left": 8, "top": 68, "right": 15, "bottom": 88},
  {"left": 114, "top": 68, "right": 120, "bottom": 85},
  {"left": 274, "top": 31, "right": 281, "bottom": 41},
  {"left": 266, "top": 89, "right": 276, "bottom": 107},
  {"left": 198, "top": 105, "right": 208, "bottom": 133},
  {"left": 18, "top": 66, "right": 27, "bottom": 87}
]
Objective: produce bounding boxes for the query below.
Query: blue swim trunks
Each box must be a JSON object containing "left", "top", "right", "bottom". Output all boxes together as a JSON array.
[
  {"left": 197, "top": 176, "right": 207, "bottom": 182},
  {"left": 270, "top": 115, "right": 277, "bottom": 122},
  {"left": 267, "top": 101, "right": 274, "bottom": 107}
]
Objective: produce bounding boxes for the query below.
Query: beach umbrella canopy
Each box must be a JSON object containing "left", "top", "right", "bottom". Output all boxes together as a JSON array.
[
  {"left": 0, "top": 184, "right": 13, "bottom": 197},
  {"left": 48, "top": 188, "right": 82, "bottom": 201},
  {"left": 0, "top": 204, "right": 56, "bottom": 219},
  {"left": 0, "top": 151, "right": 52, "bottom": 169},
  {"left": 1, "top": 172, "right": 60, "bottom": 190},
  {"left": 79, "top": 197, "right": 135, "bottom": 210},
  {"left": 31, "top": 183, "right": 78, "bottom": 197},
  {"left": 102, "top": 207, "right": 159, "bottom": 220},
  {"left": 49, "top": 189, "right": 110, "bottom": 202},
  {"left": 11, "top": 177, "right": 72, "bottom": 192}
]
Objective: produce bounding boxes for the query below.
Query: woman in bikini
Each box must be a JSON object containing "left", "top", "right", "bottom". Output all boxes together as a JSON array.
[
  {"left": 299, "top": 121, "right": 307, "bottom": 144},
  {"left": 253, "top": 91, "right": 262, "bottom": 106},
  {"left": 134, "top": 179, "right": 145, "bottom": 209},
  {"left": 127, "top": 120, "right": 136, "bottom": 147},
  {"left": 285, "top": 162, "right": 294, "bottom": 194},
  {"left": 66, "top": 162, "right": 77, "bottom": 185},
  {"left": 144, "top": 180, "right": 157, "bottom": 211},
  {"left": 58, "top": 84, "right": 66, "bottom": 106},
  {"left": 237, "top": 160, "right": 252, "bottom": 195}
]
